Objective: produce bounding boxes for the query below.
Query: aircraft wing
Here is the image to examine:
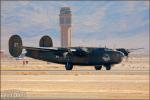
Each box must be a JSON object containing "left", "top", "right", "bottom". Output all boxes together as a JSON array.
[
  {"left": 23, "top": 46, "right": 77, "bottom": 55},
  {"left": 23, "top": 46, "right": 60, "bottom": 52},
  {"left": 23, "top": 46, "right": 88, "bottom": 57}
]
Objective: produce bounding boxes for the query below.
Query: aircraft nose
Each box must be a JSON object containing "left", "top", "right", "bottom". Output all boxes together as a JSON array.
[
  {"left": 117, "top": 51, "right": 124, "bottom": 62},
  {"left": 118, "top": 51, "right": 124, "bottom": 58}
]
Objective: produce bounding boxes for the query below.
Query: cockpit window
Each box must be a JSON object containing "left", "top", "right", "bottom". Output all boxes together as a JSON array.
[{"left": 104, "top": 48, "right": 113, "bottom": 51}]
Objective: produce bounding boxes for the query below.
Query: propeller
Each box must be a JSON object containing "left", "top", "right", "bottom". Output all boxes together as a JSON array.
[
  {"left": 116, "top": 48, "right": 144, "bottom": 62},
  {"left": 127, "top": 48, "right": 144, "bottom": 52}
]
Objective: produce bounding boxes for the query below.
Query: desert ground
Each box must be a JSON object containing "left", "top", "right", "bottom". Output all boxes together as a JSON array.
[{"left": 1, "top": 54, "right": 149, "bottom": 100}]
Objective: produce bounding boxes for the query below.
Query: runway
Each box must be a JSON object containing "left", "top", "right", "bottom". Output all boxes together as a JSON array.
[
  {"left": 1, "top": 70, "right": 149, "bottom": 100},
  {"left": 1, "top": 70, "right": 149, "bottom": 75}
]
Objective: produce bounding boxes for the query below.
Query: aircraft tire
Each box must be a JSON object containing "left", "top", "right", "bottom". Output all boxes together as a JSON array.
[
  {"left": 105, "top": 65, "right": 111, "bottom": 70},
  {"left": 95, "top": 66, "right": 102, "bottom": 70},
  {"left": 65, "top": 63, "right": 73, "bottom": 70}
]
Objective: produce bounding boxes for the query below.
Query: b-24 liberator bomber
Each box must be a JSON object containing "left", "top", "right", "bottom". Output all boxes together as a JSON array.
[{"left": 9, "top": 35, "right": 141, "bottom": 70}]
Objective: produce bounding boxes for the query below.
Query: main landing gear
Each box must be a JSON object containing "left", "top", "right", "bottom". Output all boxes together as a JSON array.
[
  {"left": 104, "top": 64, "right": 111, "bottom": 70},
  {"left": 65, "top": 62, "right": 73, "bottom": 70},
  {"left": 94, "top": 65, "right": 102, "bottom": 70},
  {"left": 94, "top": 65, "right": 111, "bottom": 70},
  {"left": 65, "top": 63, "right": 111, "bottom": 71}
]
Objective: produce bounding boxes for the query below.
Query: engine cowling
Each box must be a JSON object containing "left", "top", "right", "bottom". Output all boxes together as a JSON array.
[{"left": 74, "top": 48, "right": 89, "bottom": 56}]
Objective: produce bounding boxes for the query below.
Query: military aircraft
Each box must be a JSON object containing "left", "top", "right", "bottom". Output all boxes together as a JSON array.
[{"left": 9, "top": 35, "right": 141, "bottom": 70}]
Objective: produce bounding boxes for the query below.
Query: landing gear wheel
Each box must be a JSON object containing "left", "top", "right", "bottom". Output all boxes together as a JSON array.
[
  {"left": 105, "top": 65, "right": 111, "bottom": 70},
  {"left": 95, "top": 66, "right": 102, "bottom": 70},
  {"left": 65, "top": 63, "right": 73, "bottom": 70}
]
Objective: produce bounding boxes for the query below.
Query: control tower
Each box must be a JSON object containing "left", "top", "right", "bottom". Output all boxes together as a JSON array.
[{"left": 59, "top": 7, "right": 72, "bottom": 47}]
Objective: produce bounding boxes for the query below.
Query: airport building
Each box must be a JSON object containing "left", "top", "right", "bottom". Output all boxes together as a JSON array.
[{"left": 59, "top": 7, "right": 72, "bottom": 47}]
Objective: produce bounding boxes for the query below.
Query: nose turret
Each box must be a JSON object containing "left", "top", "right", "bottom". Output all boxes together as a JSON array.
[{"left": 116, "top": 51, "right": 124, "bottom": 63}]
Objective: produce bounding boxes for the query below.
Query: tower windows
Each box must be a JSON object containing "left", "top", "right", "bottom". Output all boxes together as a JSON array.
[
  {"left": 60, "top": 17, "right": 71, "bottom": 25},
  {"left": 66, "top": 18, "right": 71, "bottom": 24},
  {"left": 60, "top": 17, "right": 64, "bottom": 24}
]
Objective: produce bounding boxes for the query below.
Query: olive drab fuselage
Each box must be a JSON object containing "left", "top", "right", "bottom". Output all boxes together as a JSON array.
[{"left": 25, "top": 47, "right": 124, "bottom": 66}]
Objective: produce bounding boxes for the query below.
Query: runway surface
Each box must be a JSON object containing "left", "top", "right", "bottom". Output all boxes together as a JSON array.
[
  {"left": 1, "top": 70, "right": 149, "bottom": 100},
  {"left": 1, "top": 70, "right": 149, "bottom": 75}
]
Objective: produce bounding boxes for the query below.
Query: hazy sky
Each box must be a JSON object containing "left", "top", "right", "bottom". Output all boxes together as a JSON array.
[{"left": 1, "top": 1, "right": 149, "bottom": 54}]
